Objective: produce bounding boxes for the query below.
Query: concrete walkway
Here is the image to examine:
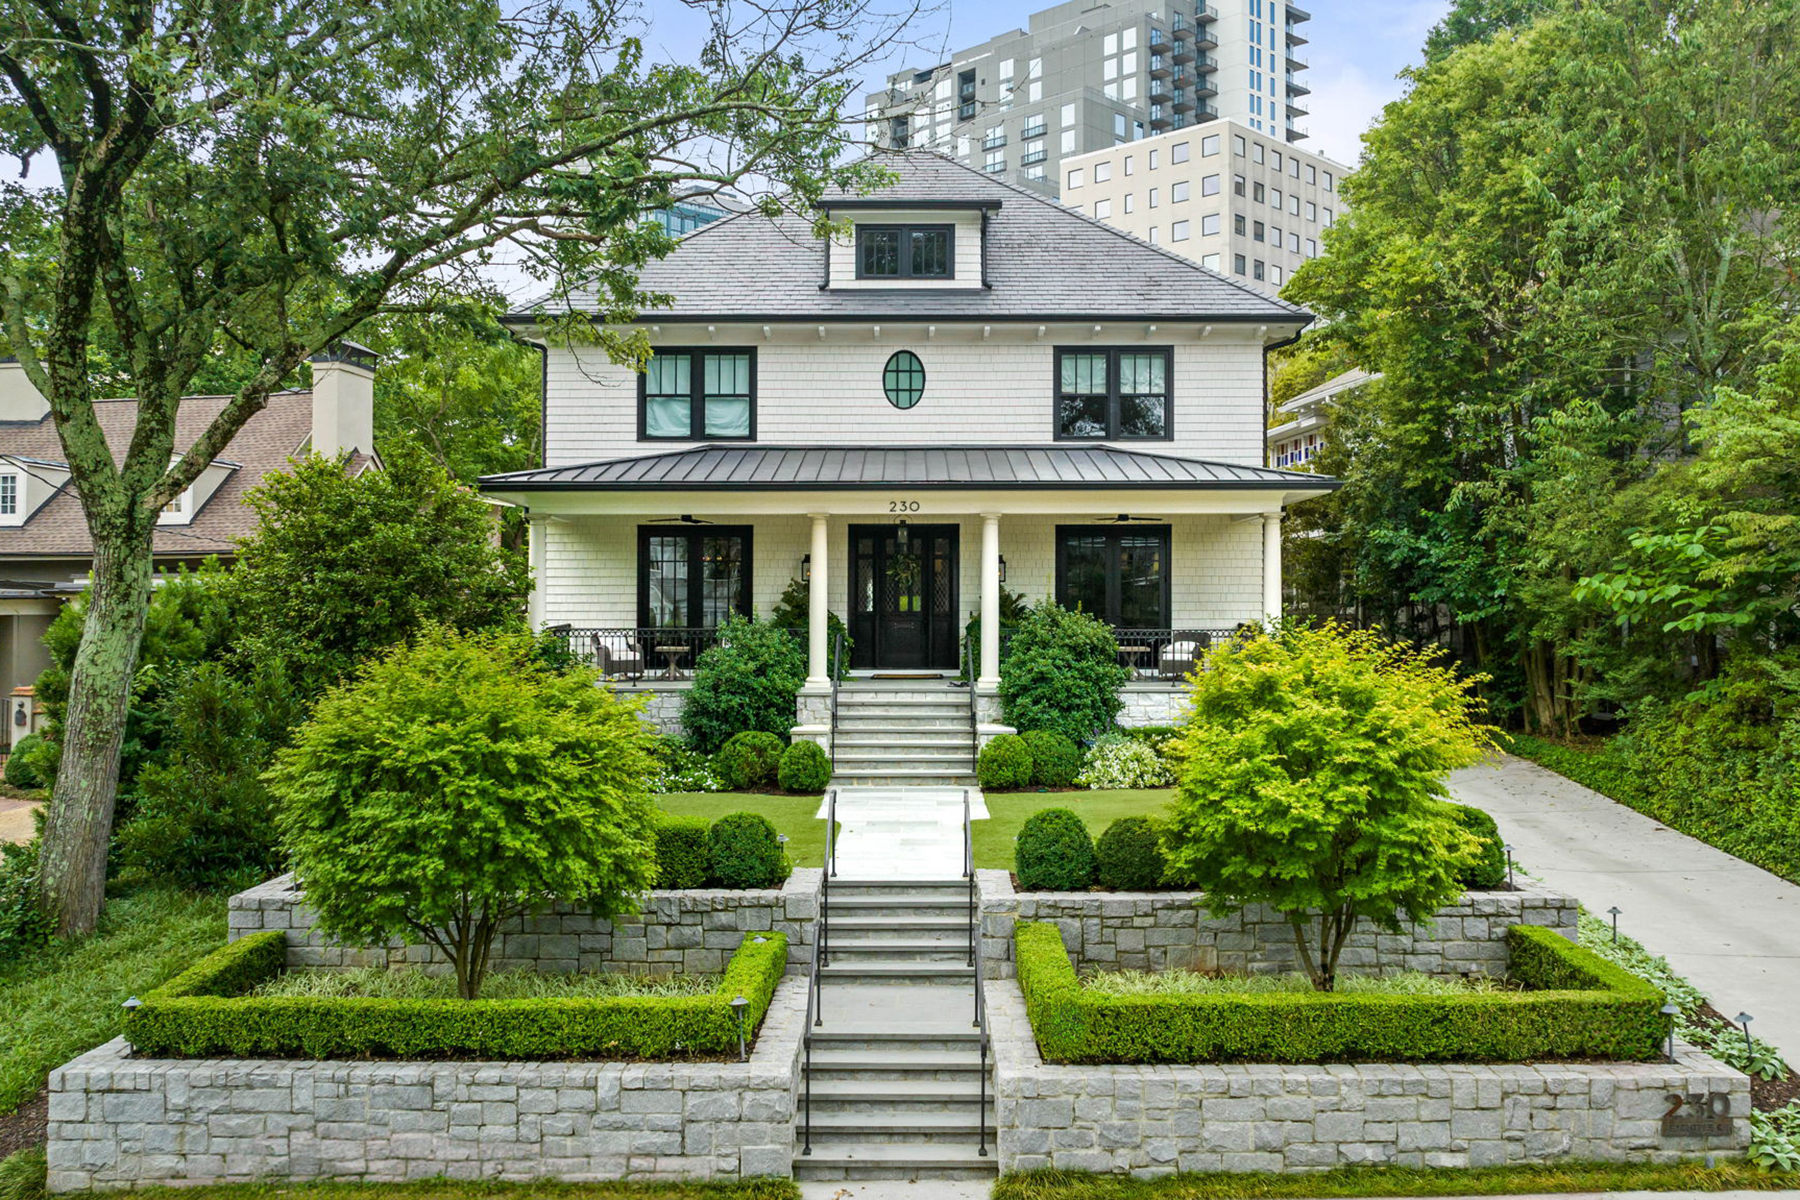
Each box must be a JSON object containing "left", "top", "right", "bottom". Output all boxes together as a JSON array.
[
  {"left": 819, "top": 786, "right": 987, "bottom": 880},
  {"left": 0, "top": 797, "right": 38, "bottom": 845},
  {"left": 1451, "top": 754, "right": 1800, "bottom": 1057}
]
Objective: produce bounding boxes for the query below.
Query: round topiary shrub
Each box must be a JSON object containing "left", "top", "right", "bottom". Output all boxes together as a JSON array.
[
  {"left": 652, "top": 815, "right": 711, "bottom": 889},
  {"left": 1015, "top": 807, "right": 1097, "bottom": 891},
  {"left": 1020, "top": 730, "right": 1081, "bottom": 788},
  {"left": 716, "top": 731, "right": 785, "bottom": 791},
  {"left": 4, "top": 734, "right": 45, "bottom": 789},
  {"left": 1095, "top": 815, "right": 1168, "bottom": 891},
  {"left": 998, "top": 602, "right": 1130, "bottom": 744},
  {"left": 1448, "top": 803, "right": 1506, "bottom": 889},
  {"left": 978, "top": 734, "right": 1034, "bottom": 791},
  {"left": 778, "top": 740, "right": 832, "bottom": 793},
  {"left": 707, "top": 811, "right": 789, "bottom": 889}
]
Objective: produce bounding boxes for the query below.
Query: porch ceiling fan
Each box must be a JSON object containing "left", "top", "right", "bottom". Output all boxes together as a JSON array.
[
  {"left": 1092, "top": 514, "right": 1164, "bottom": 523},
  {"left": 646, "top": 514, "right": 715, "bottom": 525}
]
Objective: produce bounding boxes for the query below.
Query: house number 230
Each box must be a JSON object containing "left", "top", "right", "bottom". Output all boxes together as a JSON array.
[{"left": 889, "top": 500, "right": 921, "bottom": 513}]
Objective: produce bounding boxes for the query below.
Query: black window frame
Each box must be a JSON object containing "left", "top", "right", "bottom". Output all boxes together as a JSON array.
[
  {"left": 1053, "top": 524, "right": 1173, "bottom": 628},
  {"left": 637, "top": 347, "right": 757, "bottom": 442},
  {"left": 883, "top": 350, "right": 927, "bottom": 409},
  {"left": 1052, "top": 346, "right": 1175, "bottom": 442},
  {"left": 854, "top": 224, "right": 956, "bottom": 280},
  {"left": 636, "top": 525, "right": 755, "bottom": 630}
]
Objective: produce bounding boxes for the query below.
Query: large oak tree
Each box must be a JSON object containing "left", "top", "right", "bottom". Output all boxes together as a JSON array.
[{"left": 0, "top": 0, "right": 920, "bottom": 933}]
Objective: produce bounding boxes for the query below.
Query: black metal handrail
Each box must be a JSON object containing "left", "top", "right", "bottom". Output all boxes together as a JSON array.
[
  {"left": 545, "top": 625, "right": 733, "bottom": 683},
  {"left": 964, "top": 636, "right": 980, "bottom": 760},
  {"left": 965, "top": 789, "right": 990, "bottom": 1158},
  {"left": 828, "top": 627, "right": 845, "bottom": 772},
  {"left": 802, "top": 787, "right": 838, "bottom": 1159}
]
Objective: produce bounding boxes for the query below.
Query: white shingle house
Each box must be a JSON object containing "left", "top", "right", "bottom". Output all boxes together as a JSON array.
[{"left": 482, "top": 153, "right": 1336, "bottom": 775}]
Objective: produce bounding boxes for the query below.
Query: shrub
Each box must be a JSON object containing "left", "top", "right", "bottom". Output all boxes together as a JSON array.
[
  {"left": 1448, "top": 803, "right": 1507, "bottom": 889},
  {"left": 1162, "top": 622, "right": 1493, "bottom": 990},
  {"left": 778, "top": 741, "right": 832, "bottom": 793},
  {"left": 0, "top": 1147, "right": 46, "bottom": 1200},
  {"left": 1095, "top": 816, "right": 1168, "bottom": 890},
  {"left": 1021, "top": 730, "right": 1081, "bottom": 788},
  {"left": 998, "top": 602, "right": 1130, "bottom": 744},
  {"left": 2, "top": 734, "right": 45, "bottom": 790},
  {"left": 1120, "top": 725, "right": 1181, "bottom": 746},
  {"left": 707, "top": 811, "right": 789, "bottom": 889},
  {"left": 717, "top": 730, "right": 785, "bottom": 791},
  {"left": 646, "top": 736, "right": 722, "bottom": 794},
  {"left": 1075, "top": 736, "right": 1174, "bottom": 789},
  {"left": 1015, "top": 808, "right": 1097, "bottom": 891},
  {"left": 1014, "top": 922, "right": 1667, "bottom": 1064},
  {"left": 683, "top": 616, "right": 808, "bottom": 754},
  {"left": 0, "top": 840, "right": 50, "bottom": 967},
  {"left": 269, "top": 628, "right": 659, "bottom": 999},
  {"left": 113, "top": 662, "right": 302, "bottom": 891},
  {"left": 124, "top": 930, "right": 787, "bottom": 1060},
  {"left": 978, "top": 734, "right": 1034, "bottom": 790},
  {"left": 767, "top": 577, "right": 853, "bottom": 678},
  {"left": 652, "top": 816, "right": 711, "bottom": 889}
]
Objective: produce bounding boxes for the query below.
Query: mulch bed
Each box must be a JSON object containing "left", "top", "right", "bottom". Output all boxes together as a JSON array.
[{"left": 0, "top": 1089, "right": 48, "bottom": 1159}]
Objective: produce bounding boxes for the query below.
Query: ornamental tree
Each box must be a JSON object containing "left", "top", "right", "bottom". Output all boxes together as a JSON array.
[
  {"left": 1161, "top": 623, "right": 1495, "bottom": 991},
  {"left": 0, "top": 0, "right": 917, "bottom": 935},
  {"left": 268, "top": 628, "right": 659, "bottom": 999}
]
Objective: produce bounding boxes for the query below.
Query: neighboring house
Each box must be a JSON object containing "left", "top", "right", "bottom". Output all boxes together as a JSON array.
[
  {"left": 652, "top": 191, "right": 748, "bottom": 237},
  {"left": 0, "top": 346, "right": 379, "bottom": 746},
  {"left": 483, "top": 151, "right": 1338, "bottom": 764},
  {"left": 1267, "top": 367, "right": 1372, "bottom": 470}
]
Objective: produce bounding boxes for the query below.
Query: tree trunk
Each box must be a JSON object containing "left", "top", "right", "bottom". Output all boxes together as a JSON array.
[
  {"left": 1521, "top": 641, "right": 1556, "bottom": 735},
  {"left": 36, "top": 529, "right": 157, "bottom": 935}
]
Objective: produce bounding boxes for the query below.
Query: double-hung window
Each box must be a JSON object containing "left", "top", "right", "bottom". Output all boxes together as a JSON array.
[
  {"left": 855, "top": 224, "right": 954, "bottom": 279},
  {"left": 1054, "top": 347, "right": 1173, "bottom": 440},
  {"left": 0, "top": 474, "right": 16, "bottom": 516},
  {"left": 640, "top": 349, "right": 755, "bottom": 440},
  {"left": 1055, "top": 525, "right": 1171, "bottom": 628}
]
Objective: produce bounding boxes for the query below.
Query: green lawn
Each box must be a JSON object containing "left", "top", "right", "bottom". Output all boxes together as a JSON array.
[
  {"left": 994, "top": 1162, "right": 1800, "bottom": 1198},
  {"left": 656, "top": 788, "right": 1174, "bottom": 873},
  {"left": 976, "top": 789, "right": 1174, "bottom": 869},
  {"left": 0, "top": 886, "right": 225, "bottom": 1115},
  {"left": 654, "top": 793, "right": 830, "bottom": 868}
]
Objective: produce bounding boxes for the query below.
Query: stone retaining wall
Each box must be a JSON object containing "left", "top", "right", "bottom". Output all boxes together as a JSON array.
[
  {"left": 977, "top": 871, "right": 1578, "bottom": 980},
  {"left": 988, "top": 978, "right": 1750, "bottom": 1175},
  {"left": 229, "top": 871, "right": 820, "bottom": 976},
  {"left": 603, "top": 682, "right": 686, "bottom": 735},
  {"left": 1117, "top": 686, "right": 1188, "bottom": 728},
  {"left": 45, "top": 979, "right": 807, "bottom": 1193}
]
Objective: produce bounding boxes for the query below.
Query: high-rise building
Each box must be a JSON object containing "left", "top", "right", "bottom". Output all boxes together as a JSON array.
[
  {"left": 862, "top": 0, "right": 1311, "bottom": 193},
  {"left": 1059, "top": 121, "right": 1345, "bottom": 296}
]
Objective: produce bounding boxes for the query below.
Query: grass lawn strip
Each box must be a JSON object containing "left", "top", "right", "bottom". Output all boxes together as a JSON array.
[
  {"left": 976, "top": 789, "right": 1174, "bottom": 869},
  {"left": 1083, "top": 969, "right": 1511, "bottom": 997},
  {"left": 0, "top": 886, "right": 224, "bottom": 1116},
  {"left": 653, "top": 793, "right": 829, "bottom": 868},
  {"left": 251, "top": 967, "right": 718, "bottom": 1001},
  {"left": 991, "top": 1161, "right": 1800, "bottom": 1197}
]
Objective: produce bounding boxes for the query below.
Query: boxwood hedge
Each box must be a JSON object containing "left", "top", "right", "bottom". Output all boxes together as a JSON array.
[
  {"left": 125, "top": 929, "right": 787, "bottom": 1061},
  {"left": 1015, "top": 922, "right": 1667, "bottom": 1064}
]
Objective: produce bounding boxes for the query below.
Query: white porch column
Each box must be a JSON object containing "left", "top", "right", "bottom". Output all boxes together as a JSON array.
[
  {"left": 806, "top": 512, "right": 830, "bottom": 687},
  {"left": 1262, "top": 510, "right": 1284, "bottom": 621},
  {"left": 526, "top": 514, "right": 548, "bottom": 630},
  {"left": 979, "top": 512, "right": 1002, "bottom": 688}
]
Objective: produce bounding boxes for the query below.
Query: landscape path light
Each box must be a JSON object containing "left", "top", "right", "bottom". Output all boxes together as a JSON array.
[
  {"left": 1503, "top": 844, "right": 1516, "bottom": 889},
  {"left": 1607, "top": 905, "right": 1622, "bottom": 944},
  {"left": 731, "top": 994, "right": 750, "bottom": 1061},
  {"left": 1736, "top": 1012, "right": 1755, "bottom": 1059},
  {"left": 1661, "top": 1002, "right": 1682, "bottom": 1062}
]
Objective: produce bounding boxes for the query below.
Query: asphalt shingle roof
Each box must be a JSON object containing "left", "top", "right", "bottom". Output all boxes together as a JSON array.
[
  {"left": 510, "top": 152, "right": 1310, "bottom": 324},
  {"left": 481, "top": 444, "right": 1337, "bottom": 492},
  {"left": 0, "top": 392, "right": 319, "bottom": 560}
]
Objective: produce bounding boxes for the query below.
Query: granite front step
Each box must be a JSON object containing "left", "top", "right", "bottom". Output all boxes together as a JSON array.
[{"left": 792, "top": 1143, "right": 997, "bottom": 1180}]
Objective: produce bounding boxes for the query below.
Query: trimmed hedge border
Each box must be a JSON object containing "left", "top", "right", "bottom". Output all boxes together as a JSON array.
[
  {"left": 1014, "top": 922, "right": 1667, "bottom": 1064},
  {"left": 125, "top": 929, "right": 787, "bottom": 1061}
]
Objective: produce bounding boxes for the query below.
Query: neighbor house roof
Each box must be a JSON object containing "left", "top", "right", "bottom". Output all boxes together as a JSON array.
[
  {"left": 481, "top": 444, "right": 1339, "bottom": 492},
  {"left": 0, "top": 392, "right": 323, "bottom": 561},
  {"left": 509, "top": 152, "right": 1310, "bottom": 325}
]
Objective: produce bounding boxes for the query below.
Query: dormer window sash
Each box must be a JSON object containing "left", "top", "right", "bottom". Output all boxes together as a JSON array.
[{"left": 855, "top": 224, "right": 955, "bottom": 280}]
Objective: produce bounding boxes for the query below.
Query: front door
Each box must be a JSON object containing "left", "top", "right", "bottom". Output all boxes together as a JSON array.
[{"left": 849, "top": 524, "right": 960, "bottom": 670}]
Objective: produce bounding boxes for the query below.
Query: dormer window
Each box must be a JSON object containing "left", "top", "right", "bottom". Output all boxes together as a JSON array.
[
  {"left": 0, "top": 474, "right": 15, "bottom": 516},
  {"left": 856, "top": 225, "right": 954, "bottom": 280}
]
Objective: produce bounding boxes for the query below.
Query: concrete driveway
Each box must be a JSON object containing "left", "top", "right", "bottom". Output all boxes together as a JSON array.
[
  {"left": 1451, "top": 754, "right": 1800, "bottom": 1058},
  {"left": 0, "top": 796, "right": 39, "bottom": 845}
]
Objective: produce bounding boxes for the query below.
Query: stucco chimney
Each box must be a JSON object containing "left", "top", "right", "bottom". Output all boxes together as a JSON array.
[
  {"left": 308, "top": 341, "right": 377, "bottom": 457},
  {"left": 0, "top": 358, "right": 50, "bottom": 424}
]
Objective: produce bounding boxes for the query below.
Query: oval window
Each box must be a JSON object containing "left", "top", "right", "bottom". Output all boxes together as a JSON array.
[{"left": 883, "top": 350, "right": 926, "bottom": 410}]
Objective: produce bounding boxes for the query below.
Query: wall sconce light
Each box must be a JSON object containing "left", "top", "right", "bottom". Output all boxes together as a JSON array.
[
  {"left": 998, "top": 555, "right": 1008, "bottom": 583},
  {"left": 800, "top": 554, "right": 811, "bottom": 583}
]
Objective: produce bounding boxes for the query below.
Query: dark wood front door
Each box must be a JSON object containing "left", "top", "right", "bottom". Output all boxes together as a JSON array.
[{"left": 849, "top": 524, "right": 960, "bottom": 670}]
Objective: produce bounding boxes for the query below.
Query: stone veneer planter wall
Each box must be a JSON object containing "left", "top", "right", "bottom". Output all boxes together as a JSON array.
[
  {"left": 987, "top": 978, "right": 1750, "bottom": 1175},
  {"left": 45, "top": 979, "right": 808, "bottom": 1193},
  {"left": 976, "top": 870, "right": 1578, "bottom": 980},
  {"left": 230, "top": 871, "right": 820, "bottom": 976}
]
